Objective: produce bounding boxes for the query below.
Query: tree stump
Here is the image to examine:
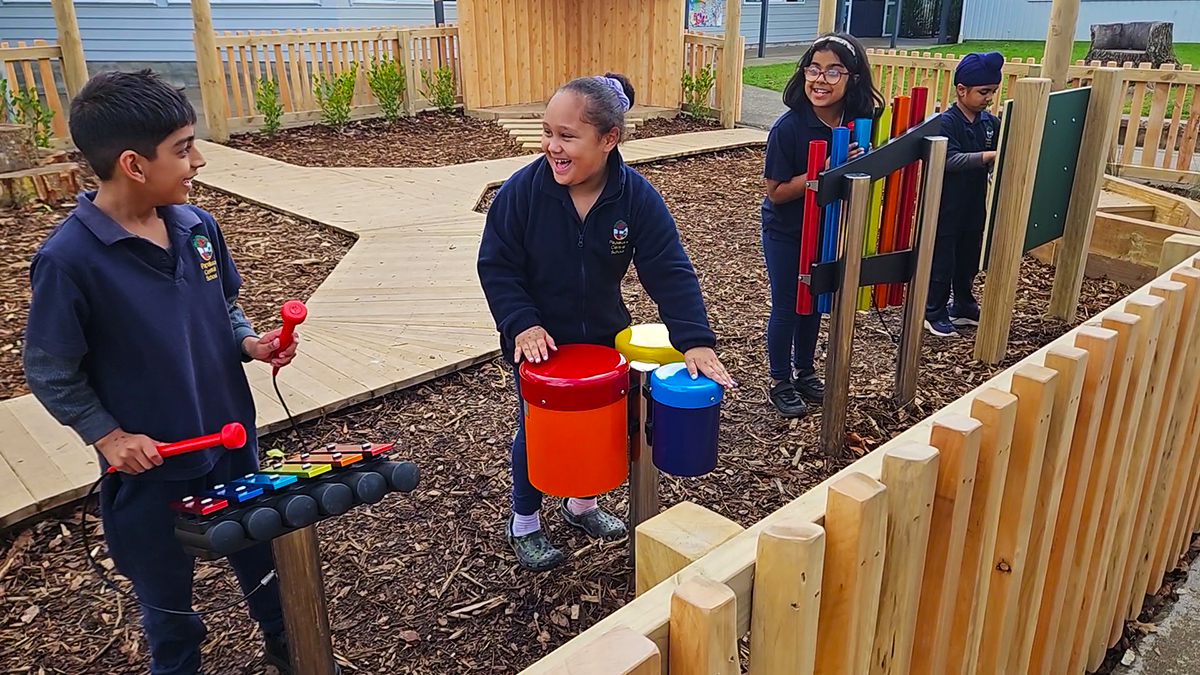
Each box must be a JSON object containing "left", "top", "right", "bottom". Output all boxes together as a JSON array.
[
  {"left": 1085, "top": 22, "right": 1180, "bottom": 68},
  {"left": 0, "top": 124, "right": 37, "bottom": 174},
  {"left": 0, "top": 163, "right": 84, "bottom": 208}
]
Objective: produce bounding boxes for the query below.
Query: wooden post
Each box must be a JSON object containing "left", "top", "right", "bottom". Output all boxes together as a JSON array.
[
  {"left": 870, "top": 444, "right": 939, "bottom": 675},
  {"left": 49, "top": 0, "right": 89, "bottom": 97},
  {"left": 1042, "top": 0, "right": 1081, "bottom": 91},
  {"left": 945, "top": 388, "right": 1018, "bottom": 675},
  {"left": 974, "top": 78, "right": 1052, "bottom": 365},
  {"left": 1029, "top": 326, "right": 1119, "bottom": 675},
  {"left": 719, "top": 0, "right": 742, "bottom": 128},
  {"left": 1158, "top": 233, "right": 1200, "bottom": 275},
  {"left": 628, "top": 364, "right": 660, "bottom": 570},
  {"left": 190, "top": 0, "right": 229, "bottom": 142},
  {"left": 1165, "top": 266, "right": 1200, "bottom": 567},
  {"left": 817, "top": 0, "right": 837, "bottom": 35},
  {"left": 555, "top": 627, "right": 661, "bottom": 674},
  {"left": 272, "top": 526, "right": 337, "bottom": 675},
  {"left": 909, "top": 415, "right": 982, "bottom": 675},
  {"left": 975, "top": 365, "right": 1058, "bottom": 675},
  {"left": 813, "top": 472, "right": 888, "bottom": 675},
  {"left": 1048, "top": 68, "right": 1126, "bottom": 321},
  {"left": 399, "top": 29, "right": 419, "bottom": 115},
  {"left": 669, "top": 576, "right": 740, "bottom": 675},
  {"left": 749, "top": 521, "right": 825, "bottom": 675},
  {"left": 1008, "top": 346, "right": 1088, "bottom": 675},
  {"left": 634, "top": 502, "right": 744, "bottom": 596}
]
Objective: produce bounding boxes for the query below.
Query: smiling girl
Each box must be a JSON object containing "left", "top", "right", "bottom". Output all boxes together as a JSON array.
[
  {"left": 760, "top": 33, "right": 883, "bottom": 419},
  {"left": 477, "top": 73, "right": 735, "bottom": 572}
]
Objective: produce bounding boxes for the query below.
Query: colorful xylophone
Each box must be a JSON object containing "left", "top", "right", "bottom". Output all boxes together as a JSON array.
[{"left": 172, "top": 441, "right": 420, "bottom": 560}]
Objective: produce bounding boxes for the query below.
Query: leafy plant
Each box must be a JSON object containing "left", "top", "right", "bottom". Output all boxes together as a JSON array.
[
  {"left": 11, "top": 87, "right": 54, "bottom": 147},
  {"left": 366, "top": 57, "right": 406, "bottom": 122},
  {"left": 681, "top": 65, "right": 717, "bottom": 118},
  {"left": 254, "top": 76, "right": 283, "bottom": 135},
  {"left": 0, "top": 77, "right": 13, "bottom": 122},
  {"left": 314, "top": 63, "right": 359, "bottom": 130},
  {"left": 420, "top": 66, "right": 457, "bottom": 114}
]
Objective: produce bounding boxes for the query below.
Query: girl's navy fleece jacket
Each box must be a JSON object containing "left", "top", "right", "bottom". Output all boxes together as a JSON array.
[{"left": 476, "top": 148, "right": 716, "bottom": 361}]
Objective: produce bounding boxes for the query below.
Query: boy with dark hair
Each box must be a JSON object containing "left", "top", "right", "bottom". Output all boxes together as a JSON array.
[
  {"left": 924, "top": 51, "right": 1003, "bottom": 338},
  {"left": 23, "top": 69, "right": 302, "bottom": 675}
]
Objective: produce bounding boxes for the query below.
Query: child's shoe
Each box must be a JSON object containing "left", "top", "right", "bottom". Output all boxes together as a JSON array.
[
  {"left": 924, "top": 317, "right": 959, "bottom": 337},
  {"left": 506, "top": 515, "right": 566, "bottom": 571},
  {"left": 558, "top": 498, "right": 626, "bottom": 541},
  {"left": 769, "top": 381, "right": 809, "bottom": 419},
  {"left": 792, "top": 369, "right": 825, "bottom": 403},
  {"left": 949, "top": 302, "right": 980, "bottom": 327},
  {"left": 263, "top": 632, "right": 343, "bottom": 675}
]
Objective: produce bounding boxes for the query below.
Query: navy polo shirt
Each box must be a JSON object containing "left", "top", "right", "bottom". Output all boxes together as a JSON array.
[
  {"left": 25, "top": 192, "right": 258, "bottom": 481},
  {"left": 939, "top": 104, "right": 1001, "bottom": 232},
  {"left": 761, "top": 106, "right": 834, "bottom": 240}
]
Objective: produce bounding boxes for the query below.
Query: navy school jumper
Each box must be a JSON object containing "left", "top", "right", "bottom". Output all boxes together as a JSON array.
[
  {"left": 22, "top": 193, "right": 283, "bottom": 675},
  {"left": 925, "top": 104, "right": 1001, "bottom": 321},
  {"left": 477, "top": 148, "right": 716, "bottom": 515}
]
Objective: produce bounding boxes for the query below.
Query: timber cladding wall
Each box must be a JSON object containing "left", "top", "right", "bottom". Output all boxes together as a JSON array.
[{"left": 455, "top": 0, "right": 684, "bottom": 110}]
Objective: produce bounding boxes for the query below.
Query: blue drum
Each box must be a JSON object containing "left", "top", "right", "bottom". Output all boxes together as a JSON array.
[{"left": 648, "top": 362, "right": 723, "bottom": 477}]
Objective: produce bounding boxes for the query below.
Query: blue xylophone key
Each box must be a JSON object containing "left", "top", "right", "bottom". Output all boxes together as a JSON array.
[
  {"left": 231, "top": 472, "right": 299, "bottom": 491},
  {"left": 205, "top": 482, "right": 264, "bottom": 504}
]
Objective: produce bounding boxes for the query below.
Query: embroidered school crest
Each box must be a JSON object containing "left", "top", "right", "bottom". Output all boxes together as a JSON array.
[
  {"left": 192, "top": 234, "right": 214, "bottom": 262},
  {"left": 613, "top": 221, "right": 629, "bottom": 241},
  {"left": 609, "top": 220, "right": 630, "bottom": 255}
]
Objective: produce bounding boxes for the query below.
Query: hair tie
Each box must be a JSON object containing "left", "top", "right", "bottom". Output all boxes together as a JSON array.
[
  {"left": 814, "top": 35, "right": 857, "bottom": 58},
  {"left": 594, "top": 75, "right": 631, "bottom": 111}
]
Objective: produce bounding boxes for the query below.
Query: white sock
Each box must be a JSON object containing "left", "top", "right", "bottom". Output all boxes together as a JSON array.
[
  {"left": 512, "top": 511, "right": 541, "bottom": 537},
  {"left": 567, "top": 497, "right": 597, "bottom": 516}
]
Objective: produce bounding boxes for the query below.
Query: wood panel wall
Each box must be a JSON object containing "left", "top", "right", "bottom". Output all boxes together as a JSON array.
[{"left": 456, "top": 0, "right": 684, "bottom": 110}]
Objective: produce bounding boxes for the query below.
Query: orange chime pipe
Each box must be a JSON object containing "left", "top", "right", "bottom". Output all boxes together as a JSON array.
[
  {"left": 873, "top": 95, "right": 911, "bottom": 308},
  {"left": 888, "top": 86, "right": 929, "bottom": 307}
]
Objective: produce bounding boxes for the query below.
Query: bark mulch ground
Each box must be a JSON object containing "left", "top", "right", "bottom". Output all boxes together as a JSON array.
[
  {"left": 0, "top": 161, "right": 354, "bottom": 401},
  {"left": 222, "top": 112, "right": 723, "bottom": 169},
  {"left": 0, "top": 147, "right": 1139, "bottom": 674}
]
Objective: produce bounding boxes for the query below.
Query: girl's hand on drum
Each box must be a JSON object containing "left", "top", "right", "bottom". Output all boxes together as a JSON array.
[
  {"left": 514, "top": 326, "right": 557, "bottom": 364},
  {"left": 684, "top": 347, "right": 736, "bottom": 388}
]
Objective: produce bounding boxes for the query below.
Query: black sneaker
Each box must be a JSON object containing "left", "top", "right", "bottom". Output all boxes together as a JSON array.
[
  {"left": 506, "top": 515, "right": 566, "bottom": 572},
  {"left": 263, "top": 632, "right": 342, "bottom": 675},
  {"left": 792, "top": 370, "right": 825, "bottom": 403},
  {"left": 558, "top": 498, "right": 627, "bottom": 541},
  {"left": 769, "top": 381, "right": 808, "bottom": 419}
]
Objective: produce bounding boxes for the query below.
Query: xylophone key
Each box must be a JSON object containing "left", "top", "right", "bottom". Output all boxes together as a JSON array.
[
  {"left": 172, "top": 495, "right": 230, "bottom": 516},
  {"left": 231, "top": 472, "right": 298, "bottom": 491},
  {"left": 269, "top": 462, "right": 333, "bottom": 479},
  {"left": 287, "top": 451, "right": 363, "bottom": 467},
  {"left": 205, "top": 483, "right": 264, "bottom": 504}
]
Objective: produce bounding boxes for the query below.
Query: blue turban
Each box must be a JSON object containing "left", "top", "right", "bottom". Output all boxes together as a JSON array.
[{"left": 955, "top": 51, "right": 1005, "bottom": 87}]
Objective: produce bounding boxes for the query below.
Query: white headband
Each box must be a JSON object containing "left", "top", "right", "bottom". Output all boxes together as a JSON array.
[{"left": 814, "top": 35, "right": 857, "bottom": 57}]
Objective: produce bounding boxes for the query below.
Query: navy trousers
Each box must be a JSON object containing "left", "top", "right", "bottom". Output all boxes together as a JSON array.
[
  {"left": 925, "top": 225, "right": 984, "bottom": 323},
  {"left": 762, "top": 229, "right": 822, "bottom": 382},
  {"left": 100, "top": 449, "right": 285, "bottom": 675}
]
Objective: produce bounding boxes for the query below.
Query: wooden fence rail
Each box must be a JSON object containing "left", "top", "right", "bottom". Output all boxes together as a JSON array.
[
  {"left": 522, "top": 251, "right": 1200, "bottom": 675},
  {"left": 865, "top": 49, "right": 1200, "bottom": 173},
  {"left": 683, "top": 31, "right": 744, "bottom": 123},
  {"left": 195, "top": 25, "right": 464, "bottom": 141}
]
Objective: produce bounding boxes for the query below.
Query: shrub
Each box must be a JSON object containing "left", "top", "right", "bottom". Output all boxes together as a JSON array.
[
  {"left": 681, "top": 65, "right": 717, "bottom": 118},
  {"left": 421, "top": 66, "right": 457, "bottom": 114},
  {"left": 314, "top": 63, "right": 359, "bottom": 130},
  {"left": 11, "top": 87, "right": 54, "bottom": 147},
  {"left": 254, "top": 76, "right": 283, "bottom": 135},
  {"left": 366, "top": 57, "right": 406, "bottom": 122}
]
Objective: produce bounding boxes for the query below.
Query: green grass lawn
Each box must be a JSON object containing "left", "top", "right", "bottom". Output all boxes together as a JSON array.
[{"left": 744, "top": 40, "right": 1200, "bottom": 93}]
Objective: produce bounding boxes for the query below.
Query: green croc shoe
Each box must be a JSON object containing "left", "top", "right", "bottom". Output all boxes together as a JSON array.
[
  {"left": 506, "top": 515, "right": 566, "bottom": 572},
  {"left": 558, "top": 498, "right": 627, "bottom": 541}
]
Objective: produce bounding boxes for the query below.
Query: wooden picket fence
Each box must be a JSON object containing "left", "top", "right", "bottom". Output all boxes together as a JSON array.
[
  {"left": 0, "top": 39, "right": 87, "bottom": 148},
  {"left": 521, "top": 251, "right": 1200, "bottom": 675},
  {"left": 866, "top": 49, "right": 1200, "bottom": 172},
  {"left": 196, "top": 25, "right": 463, "bottom": 139},
  {"left": 683, "top": 31, "right": 744, "bottom": 122}
]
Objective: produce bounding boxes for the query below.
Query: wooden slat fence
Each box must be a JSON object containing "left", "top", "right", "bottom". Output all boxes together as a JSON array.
[
  {"left": 866, "top": 49, "right": 1200, "bottom": 173},
  {"left": 520, "top": 252, "right": 1200, "bottom": 675},
  {"left": 0, "top": 40, "right": 76, "bottom": 147},
  {"left": 683, "top": 31, "right": 744, "bottom": 121},
  {"left": 202, "top": 25, "right": 463, "bottom": 138}
]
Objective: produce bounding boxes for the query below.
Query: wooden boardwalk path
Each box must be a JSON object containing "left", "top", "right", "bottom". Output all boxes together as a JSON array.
[{"left": 0, "top": 128, "right": 768, "bottom": 528}]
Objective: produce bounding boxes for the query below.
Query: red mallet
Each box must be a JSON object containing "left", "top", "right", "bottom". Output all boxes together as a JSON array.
[
  {"left": 273, "top": 300, "right": 307, "bottom": 375},
  {"left": 106, "top": 422, "right": 247, "bottom": 473}
]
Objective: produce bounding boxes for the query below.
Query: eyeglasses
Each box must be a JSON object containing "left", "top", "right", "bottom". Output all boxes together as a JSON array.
[{"left": 803, "top": 65, "right": 849, "bottom": 84}]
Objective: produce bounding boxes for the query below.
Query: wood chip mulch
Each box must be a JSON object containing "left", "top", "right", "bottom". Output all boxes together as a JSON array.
[
  {"left": 0, "top": 159, "right": 354, "bottom": 400},
  {"left": 0, "top": 147, "right": 1138, "bottom": 675}
]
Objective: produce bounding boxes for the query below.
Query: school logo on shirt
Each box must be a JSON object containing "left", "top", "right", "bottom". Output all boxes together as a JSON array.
[
  {"left": 192, "top": 234, "right": 219, "bottom": 282},
  {"left": 610, "top": 220, "right": 630, "bottom": 255}
]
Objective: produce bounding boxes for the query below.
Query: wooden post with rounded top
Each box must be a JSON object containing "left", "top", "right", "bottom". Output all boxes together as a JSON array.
[
  {"left": 719, "top": 0, "right": 742, "bottom": 129},
  {"left": 553, "top": 627, "right": 661, "bottom": 674},
  {"left": 1042, "top": 0, "right": 1081, "bottom": 91},
  {"left": 189, "top": 0, "right": 230, "bottom": 142},
  {"left": 49, "top": 0, "right": 89, "bottom": 97},
  {"left": 669, "top": 576, "right": 739, "bottom": 675},
  {"left": 749, "top": 521, "right": 825, "bottom": 675}
]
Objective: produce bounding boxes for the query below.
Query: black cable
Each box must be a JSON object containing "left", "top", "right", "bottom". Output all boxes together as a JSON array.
[
  {"left": 871, "top": 294, "right": 900, "bottom": 345},
  {"left": 77, "top": 369, "right": 300, "bottom": 617}
]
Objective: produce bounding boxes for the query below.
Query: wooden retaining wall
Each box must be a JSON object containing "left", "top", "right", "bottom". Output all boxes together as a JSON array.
[{"left": 522, "top": 252, "right": 1200, "bottom": 675}]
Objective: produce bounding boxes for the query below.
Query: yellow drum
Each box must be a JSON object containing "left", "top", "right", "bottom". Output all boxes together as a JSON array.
[{"left": 614, "top": 324, "right": 684, "bottom": 365}]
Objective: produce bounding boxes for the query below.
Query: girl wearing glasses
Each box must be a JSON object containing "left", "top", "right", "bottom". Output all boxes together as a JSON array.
[{"left": 761, "top": 33, "right": 883, "bottom": 419}]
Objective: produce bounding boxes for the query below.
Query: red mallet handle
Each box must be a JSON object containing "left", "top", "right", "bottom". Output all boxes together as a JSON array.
[
  {"left": 273, "top": 300, "right": 307, "bottom": 375},
  {"left": 106, "top": 422, "right": 247, "bottom": 473}
]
